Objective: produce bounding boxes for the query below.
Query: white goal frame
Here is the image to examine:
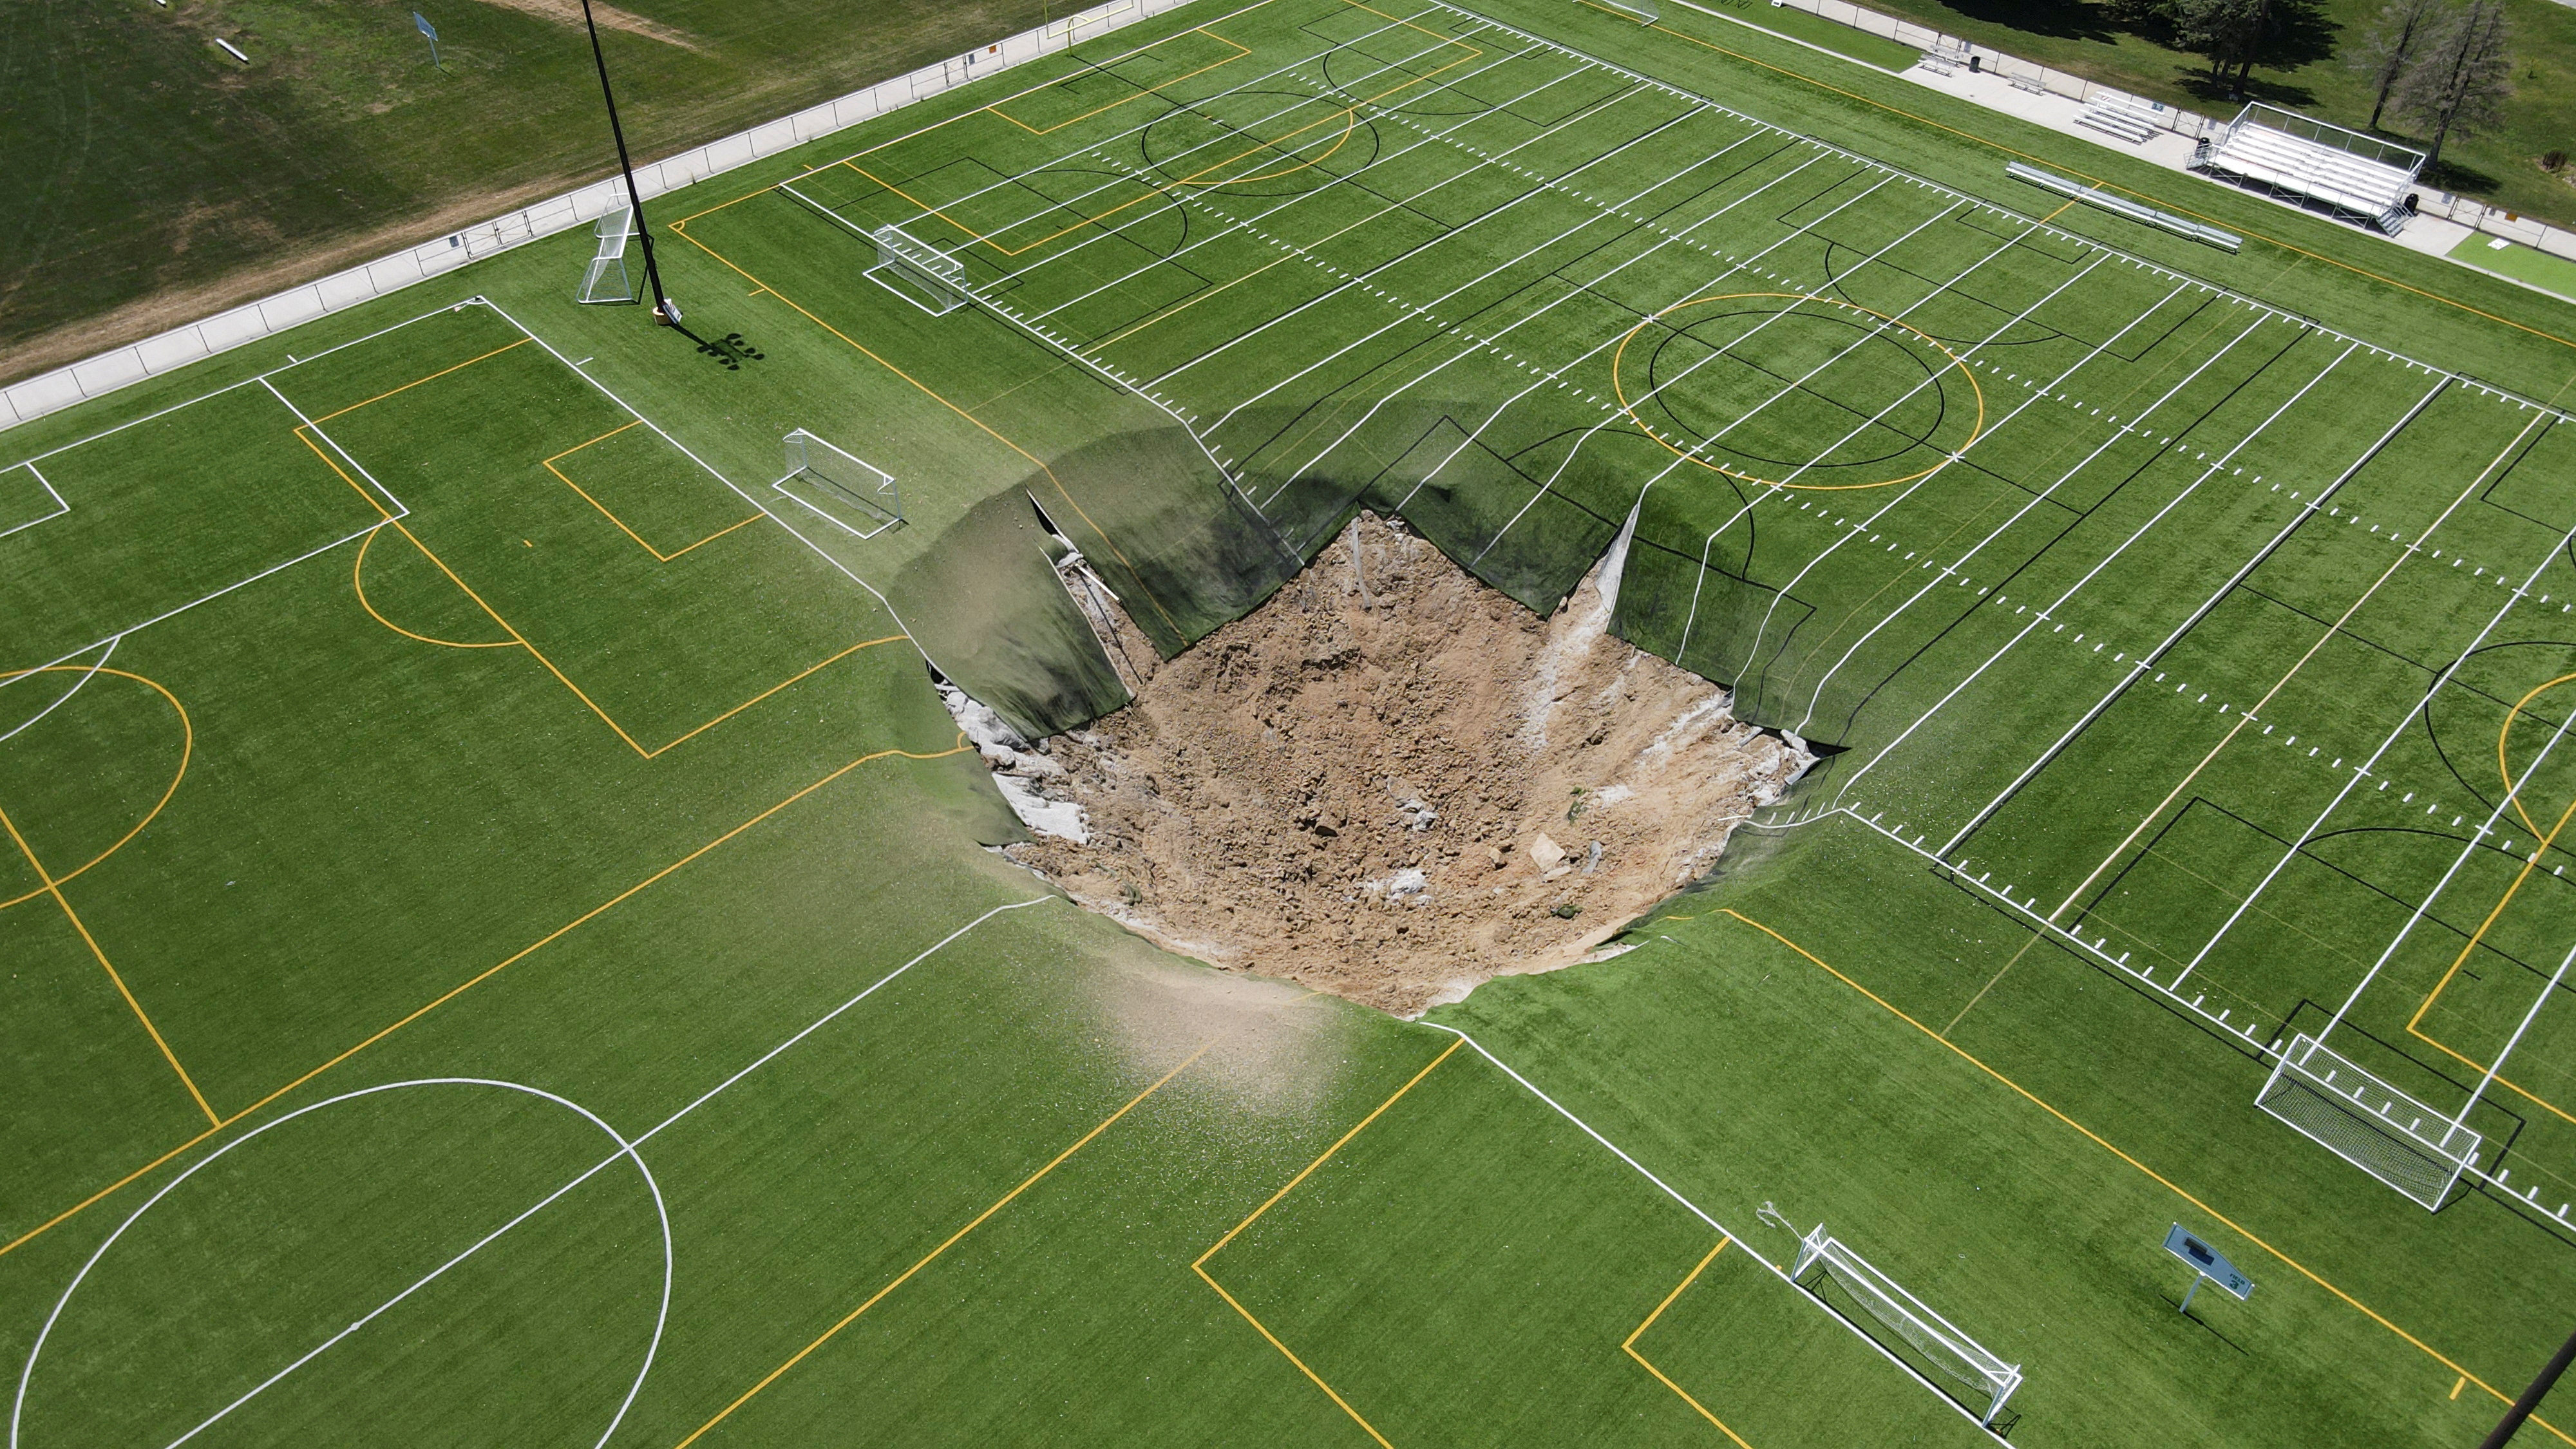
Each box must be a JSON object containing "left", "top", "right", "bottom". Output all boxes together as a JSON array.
[
  {"left": 868, "top": 225, "right": 971, "bottom": 315},
  {"left": 2256, "top": 1033, "right": 2478, "bottom": 1209},
  {"left": 774, "top": 429, "right": 904, "bottom": 539},
  {"left": 1585, "top": 0, "right": 1656, "bottom": 21},
  {"left": 576, "top": 206, "right": 637, "bottom": 305},
  {"left": 1794, "top": 1225, "right": 2022, "bottom": 1426}
]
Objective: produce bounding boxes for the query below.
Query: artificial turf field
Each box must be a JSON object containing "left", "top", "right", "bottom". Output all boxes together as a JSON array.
[{"left": 10, "top": 0, "right": 2576, "bottom": 1443}]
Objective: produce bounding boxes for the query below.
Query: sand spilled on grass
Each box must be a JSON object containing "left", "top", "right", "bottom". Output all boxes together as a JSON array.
[{"left": 985, "top": 511, "right": 1809, "bottom": 1016}]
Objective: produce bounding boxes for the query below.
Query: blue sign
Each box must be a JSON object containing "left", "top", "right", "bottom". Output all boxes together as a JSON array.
[
  {"left": 413, "top": 10, "right": 437, "bottom": 39},
  {"left": 2163, "top": 1224, "right": 2253, "bottom": 1309}
]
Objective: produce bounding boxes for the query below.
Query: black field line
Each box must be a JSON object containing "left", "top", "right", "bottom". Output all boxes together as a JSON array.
[
  {"left": 976, "top": 21, "right": 1524, "bottom": 285},
  {"left": 2317, "top": 658, "right": 2576, "bottom": 1048},
  {"left": 56, "top": 900, "right": 1055, "bottom": 1449},
  {"left": 1136, "top": 75, "right": 1683, "bottom": 399},
  {"left": 2174, "top": 415, "right": 2570, "bottom": 989},
  {"left": 1369, "top": 149, "right": 1853, "bottom": 517},
  {"left": 1267, "top": 137, "right": 1827, "bottom": 514},
  {"left": 1423, "top": 0, "right": 2568, "bottom": 422},
  {"left": 1376, "top": 178, "right": 1943, "bottom": 527},
  {"left": 1016, "top": 39, "right": 1578, "bottom": 323},
  {"left": 858, "top": 13, "right": 1476, "bottom": 271},
  {"left": 795, "top": 0, "right": 1437, "bottom": 204},
  {"left": 1723, "top": 253, "right": 2123, "bottom": 697},
  {"left": 1836, "top": 321, "right": 2328, "bottom": 800},
  {"left": 1775, "top": 279, "right": 2203, "bottom": 734},
  {"left": 1907, "top": 346, "right": 2401, "bottom": 873},
  {"left": 2038, "top": 374, "right": 2451, "bottom": 923},
  {"left": 1166, "top": 87, "right": 1703, "bottom": 419},
  {"left": 1640, "top": 203, "right": 2044, "bottom": 659}
]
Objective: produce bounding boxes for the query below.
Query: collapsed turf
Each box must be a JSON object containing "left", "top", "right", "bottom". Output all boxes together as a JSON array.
[{"left": 972, "top": 511, "right": 1810, "bottom": 1016}]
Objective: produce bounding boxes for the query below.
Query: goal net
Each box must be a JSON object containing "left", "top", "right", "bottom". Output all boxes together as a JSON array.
[
  {"left": 775, "top": 430, "right": 904, "bottom": 539},
  {"left": 868, "top": 225, "right": 970, "bottom": 315},
  {"left": 2256, "top": 1033, "right": 2478, "bottom": 1209},
  {"left": 1794, "top": 1226, "right": 2022, "bottom": 1426},
  {"left": 1585, "top": 0, "right": 1657, "bottom": 23},
  {"left": 576, "top": 205, "right": 636, "bottom": 305}
]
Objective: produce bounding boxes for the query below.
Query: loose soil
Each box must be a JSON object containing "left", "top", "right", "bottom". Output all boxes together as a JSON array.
[{"left": 987, "top": 512, "right": 1808, "bottom": 1016}]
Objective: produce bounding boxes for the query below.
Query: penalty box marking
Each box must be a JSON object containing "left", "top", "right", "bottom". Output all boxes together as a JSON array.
[
  {"left": 0, "top": 463, "right": 69, "bottom": 541},
  {"left": 275, "top": 330, "right": 900, "bottom": 761}
]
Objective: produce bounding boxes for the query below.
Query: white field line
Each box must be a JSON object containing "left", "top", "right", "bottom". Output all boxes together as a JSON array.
[
  {"left": 2319, "top": 685, "right": 2576, "bottom": 1046},
  {"left": 0, "top": 635, "right": 118, "bottom": 746},
  {"left": 2039, "top": 373, "right": 2446, "bottom": 923},
  {"left": 1723, "top": 256, "right": 2129, "bottom": 690},
  {"left": 1488, "top": 234, "right": 2103, "bottom": 586},
  {"left": 1388, "top": 176, "right": 1932, "bottom": 529},
  {"left": 73, "top": 898, "right": 1054, "bottom": 1449},
  {"left": 1169, "top": 91, "right": 1717, "bottom": 430},
  {"left": 1642, "top": 202, "right": 2050, "bottom": 661},
  {"left": 1417, "top": 1021, "right": 2014, "bottom": 1447},
  {"left": 1145, "top": 87, "right": 1692, "bottom": 404},
  {"left": 1289, "top": 141, "right": 1835, "bottom": 524},
  {"left": 1837, "top": 330, "right": 2347, "bottom": 806},
  {"left": 2168, "top": 408, "right": 2561, "bottom": 987},
  {"left": 1425, "top": 0, "right": 2552, "bottom": 416},
  {"left": 1788, "top": 284, "right": 2226, "bottom": 738},
  {"left": 2454, "top": 942, "right": 2576, "bottom": 1131},
  {"left": 1017, "top": 39, "right": 1578, "bottom": 324},
  {"left": 0, "top": 462, "right": 70, "bottom": 540},
  {"left": 14, "top": 1079, "right": 676, "bottom": 1449},
  {"left": 1774, "top": 281, "right": 2198, "bottom": 734},
  {"left": 429, "top": 300, "right": 950, "bottom": 675},
  {"left": 1374, "top": 151, "right": 1854, "bottom": 519},
  {"left": 853, "top": 12, "right": 1472, "bottom": 265},
  {"left": 254, "top": 377, "right": 412, "bottom": 518}
]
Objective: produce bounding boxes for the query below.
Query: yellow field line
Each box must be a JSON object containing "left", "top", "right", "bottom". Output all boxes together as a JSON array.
[
  {"left": 1716, "top": 907, "right": 2572, "bottom": 1444},
  {"left": 0, "top": 797, "right": 219, "bottom": 1126},
  {"left": 540, "top": 420, "right": 762, "bottom": 563},
  {"left": 0, "top": 735, "right": 975, "bottom": 1262},
  {"left": 350, "top": 527, "right": 516, "bottom": 649},
  {"left": 0, "top": 667, "right": 194, "bottom": 910},
  {"left": 1190, "top": 1036, "right": 1461, "bottom": 1446},
  {"left": 2050, "top": 417, "right": 2546, "bottom": 923},
  {"left": 662, "top": 222, "right": 1188, "bottom": 640},
  {"left": 1622, "top": 1236, "right": 1757, "bottom": 1447},
  {"left": 308, "top": 338, "right": 531, "bottom": 424},
  {"left": 671, "top": 1041, "right": 1214, "bottom": 1448},
  {"left": 987, "top": 27, "right": 1253, "bottom": 135}
]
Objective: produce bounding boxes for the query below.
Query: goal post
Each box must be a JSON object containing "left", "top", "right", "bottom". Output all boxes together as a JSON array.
[
  {"left": 867, "top": 224, "right": 971, "bottom": 316},
  {"left": 1794, "top": 1225, "right": 2023, "bottom": 1426},
  {"left": 2256, "top": 1033, "right": 2478, "bottom": 1209},
  {"left": 576, "top": 205, "right": 637, "bottom": 305},
  {"left": 775, "top": 429, "right": 904, "bottom": 539},
  {"left": 1584, "top": 0, "right": 1657, "bottom": 23}
]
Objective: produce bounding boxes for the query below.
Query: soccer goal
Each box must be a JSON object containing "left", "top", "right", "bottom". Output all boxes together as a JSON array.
[
  {"left": 2256, "top": 1033, "right": 2479, "bottom": 1209},
  {"left": 1586, "top": 0, "right": 1657, "bottom": 23},
  {"left": 576, "top": 205, "right": 637, "bottom": 305},
  {"left": 775, "top": 430, "right": 904, "bottom": 539},
  {"left": 867, "top": 225, "right": 971, "bottom": 316},
  {"left": 1794, "top": 1225, "right": 2023, "bottom": 1426}
]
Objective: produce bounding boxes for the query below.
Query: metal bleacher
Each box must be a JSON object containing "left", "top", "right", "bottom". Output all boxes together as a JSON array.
[
  {"left": 2074, "top": 98, "right": 2163, "bottom": 146},
  {"left": 2191, "top": 102, "right": 2425, "bottom": 234}
]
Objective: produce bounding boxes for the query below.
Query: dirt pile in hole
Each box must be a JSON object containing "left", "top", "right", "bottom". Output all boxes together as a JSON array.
[{"left": 986, "top": 511, "right": 1810, "bottom": 1016}]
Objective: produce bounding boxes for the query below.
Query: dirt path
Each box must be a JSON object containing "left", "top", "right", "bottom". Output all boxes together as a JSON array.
[{"left": 991, "top": 512, "right": 1808, "bottom": 1016}]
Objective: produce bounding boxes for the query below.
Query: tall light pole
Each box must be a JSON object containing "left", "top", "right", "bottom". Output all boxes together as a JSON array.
[{"left": 579, "top": 0, "right": 676, "bottom": 324}]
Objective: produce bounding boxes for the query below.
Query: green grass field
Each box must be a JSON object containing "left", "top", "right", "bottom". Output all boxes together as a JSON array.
[{"left": 8, "top": 0, "right": 2576, "bottom": 1443}]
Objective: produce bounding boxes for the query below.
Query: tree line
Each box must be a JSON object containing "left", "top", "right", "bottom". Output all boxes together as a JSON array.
[{"left": 2105, "top": 0, "right": 2512, "bottom": 170}]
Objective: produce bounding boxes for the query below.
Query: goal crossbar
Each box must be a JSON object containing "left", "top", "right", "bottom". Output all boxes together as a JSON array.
[
  {"left": 1794, "top": 1226, "right": 2022, "bottom": 1425},
  {"left": 2257, "top": 1033, "right": 2477, "bottom": 1209},
  {"left": 775, "top": 429, "right": 903, "bottom": 539},
  {"left": 868, "top": 224, "right": 970, "bottom": 316},
  {"left": 576, "top": 205, "right": 637, "bottom": 305}
]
